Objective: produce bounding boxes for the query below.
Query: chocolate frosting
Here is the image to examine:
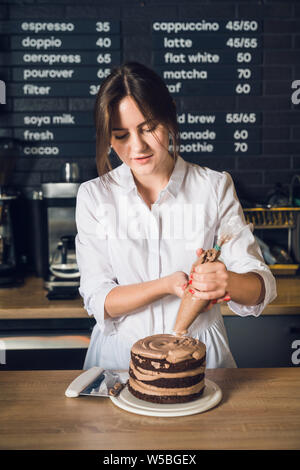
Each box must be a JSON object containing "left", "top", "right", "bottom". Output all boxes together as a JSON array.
[
  {"left": 131, "top": 334, "right": 206, "bottom": 364},
  {"left": 173, "top": 248, "right": 221, "bottom": 336},
  {"left": 191, "top": 248, "right": 220, "bottom": 269}
]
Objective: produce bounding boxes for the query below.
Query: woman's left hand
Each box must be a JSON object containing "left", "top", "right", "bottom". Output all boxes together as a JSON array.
[{"left": 188, "top": 248, "right": 231, "bottom": 304}]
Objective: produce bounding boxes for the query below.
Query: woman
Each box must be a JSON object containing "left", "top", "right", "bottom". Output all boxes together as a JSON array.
[{"left": 75, "top": 62, "right": 276, "bottom": 370}]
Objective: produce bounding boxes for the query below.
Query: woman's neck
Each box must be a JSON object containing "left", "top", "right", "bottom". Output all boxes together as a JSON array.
[{"left": 132, "top": 155, "right": 175, "bottom": 197}]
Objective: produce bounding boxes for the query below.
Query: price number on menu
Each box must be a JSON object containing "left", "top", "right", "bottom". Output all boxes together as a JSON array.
[
  {"left": 225, "top": 20, "right": 259, "bottom": 31},
  {"left": 96, "top": 22, "right": 111, "bottom": 32},
  {"left": 97, "top": 53, "right": 111, "bottom": 64},
  {"left": 90, "top": 84, "right": 100, "bottom": 95},
  {"left": 226, "top": 113, "right": 257, "bottom": 124},
  {"left": 235, "top": 83, "right": 251, "bottom": 94},
  {"left": 236, "top": 66, "right": 252, "bottom": 96},
  {"left": 226, "top": 37, "right": 258, "bottom": 48},
  {"left": 233, "top": 130, "right": 248, "bottom": 152},
  {"left": 96, "top": 37, "right": 112, "bottom": 48},
  {"left": 226, "top": 113, "right": 257, "bottom": 153},
  {"left": 97, "top": 68, "right": 111, "bottom": 79},
  {"left": 237, "top": 68, "right": 251, "bottom": 79},
  {"left": 236, "top": 52, "right": 253, "bottom": 63},
  {"left": 235, "top": 52, "right": 257, "bottom": 94}
]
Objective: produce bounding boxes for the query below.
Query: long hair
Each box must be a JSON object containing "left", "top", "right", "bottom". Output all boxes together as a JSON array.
[{"left": 94, "top": 62, "right": 180, "bottom": 185}]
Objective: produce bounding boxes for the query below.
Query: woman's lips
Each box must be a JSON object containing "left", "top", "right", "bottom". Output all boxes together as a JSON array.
[{"left": 133, "top": 154, "right": 153, "bottom": 163}]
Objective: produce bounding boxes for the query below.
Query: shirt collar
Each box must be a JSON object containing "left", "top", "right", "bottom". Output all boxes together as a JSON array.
[{"left": 114, "top": 155, "right": 187, "bottom": 199}]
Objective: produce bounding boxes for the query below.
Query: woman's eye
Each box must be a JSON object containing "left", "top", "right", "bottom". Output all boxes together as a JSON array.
[
  {"left": 143, "top": 124, "right": 157, "bottom": 133},
  {"left": 114, "top": 134, "right": 128, "bottom": 140}
]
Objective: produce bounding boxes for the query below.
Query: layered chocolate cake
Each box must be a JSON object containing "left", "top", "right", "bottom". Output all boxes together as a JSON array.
[{"left": 128, "top": 334, "right": 206, "bottom": 404}]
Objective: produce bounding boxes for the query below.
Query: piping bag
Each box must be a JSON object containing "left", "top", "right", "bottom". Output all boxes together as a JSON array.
[{"left": 173, "top": 216, "right": 250, "bottom": 336}]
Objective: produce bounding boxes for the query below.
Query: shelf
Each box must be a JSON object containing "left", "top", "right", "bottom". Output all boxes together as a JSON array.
[
  {"left": 243, "top": 207, "right": 300, "bottom": 230},
  {"left": 269, "top": 264, "right": 299, "bottom": 276},
  {"left": 253, "top": 225, "right": 296, "bottom": 230}
]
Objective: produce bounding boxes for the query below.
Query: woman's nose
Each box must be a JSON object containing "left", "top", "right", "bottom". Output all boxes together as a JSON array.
[{"left": 131, "top": 132, "right": 148, "bottom": 153}]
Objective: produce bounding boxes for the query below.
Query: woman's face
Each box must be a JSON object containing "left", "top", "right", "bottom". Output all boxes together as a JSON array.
[{"left": 110, "top": 95, "right": 172, "bottom": 179}]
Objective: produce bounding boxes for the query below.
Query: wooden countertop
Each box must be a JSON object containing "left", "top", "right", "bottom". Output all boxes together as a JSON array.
[
  {"left": 0, "top": 277, "right": 85, "bottom": 319},
  {"left": 0, "top": 368, "right": 299, "bottom": 450},
  {"left": 0, "top": 276, "right": 300, "bottom": 320}
]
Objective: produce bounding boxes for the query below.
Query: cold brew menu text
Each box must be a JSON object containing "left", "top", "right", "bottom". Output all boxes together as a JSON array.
[{"left": 5, "top": 19, "right": 262, "bottom": 159}]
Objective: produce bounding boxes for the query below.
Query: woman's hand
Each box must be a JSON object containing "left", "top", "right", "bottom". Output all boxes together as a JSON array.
[
  {"left": 188, "top": 248, "right": 231, "bottom": 306},
  {"left": 165, "top": 271, "right": 189, "bottom": 299}
]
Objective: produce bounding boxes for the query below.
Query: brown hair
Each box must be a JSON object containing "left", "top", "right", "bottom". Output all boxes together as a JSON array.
[{"left": 94, "top": 62, "right": 180, "bottom": 185}]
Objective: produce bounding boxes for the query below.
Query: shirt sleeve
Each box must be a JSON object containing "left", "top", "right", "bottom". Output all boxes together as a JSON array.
[
  {"left": 214, "top": 171, "right": 277, "bottom": 317},
  {"left": 75, "top": 183, "right": 119, "bottom": 335}
]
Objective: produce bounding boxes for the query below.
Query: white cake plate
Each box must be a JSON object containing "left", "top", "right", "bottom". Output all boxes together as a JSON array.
[{"left": 110, "top": 378, "right": 222, "bottom": 417}]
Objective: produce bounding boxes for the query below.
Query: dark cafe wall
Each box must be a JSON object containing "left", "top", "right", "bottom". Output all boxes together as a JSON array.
[
  {"left": 0, "top": 0, "right": 300, "bottom": 272},
  {"left": 1, "top": 0, "right": 300, "bottom": 198}
]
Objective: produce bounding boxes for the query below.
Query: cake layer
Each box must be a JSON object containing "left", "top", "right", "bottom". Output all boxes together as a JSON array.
[
  {"left": 128, "top": 376, "right": 205, "bottom": 404},
  {"left": 129, "top": 375, "right": 205, "bottom": 397},
  {"left": 129, "top": 367, "right": 204, "bottom": 388},
  {"left": 128, "top": 383, "right": 205, "bottom": 404},
  {"left": 128, "top": 385, "right": 204, "bottom": 405},
  {"left": 130, "top": 360, "right": 205, "bottom": 382},
  {"left": 131, "top": 352, "right": 206, "bottom": 373}
]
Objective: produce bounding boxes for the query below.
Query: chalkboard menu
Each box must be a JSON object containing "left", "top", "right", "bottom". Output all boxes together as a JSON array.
[
  {"left": 4, "top": 20, "right": 119, "bottom": 159},
  {"left": 152, "top": 20, "right": 262, "bottom": 159},
  {"left": 2, "top": 17, "right": 264, "bottom": 163}
]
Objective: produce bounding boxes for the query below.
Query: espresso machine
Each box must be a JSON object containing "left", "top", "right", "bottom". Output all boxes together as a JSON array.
[
  {"left": 41, "top": 163, "right": 81, "bottom": 299},
  {"left": 0, "top": 138, "right": 23, "bottom": 287}
]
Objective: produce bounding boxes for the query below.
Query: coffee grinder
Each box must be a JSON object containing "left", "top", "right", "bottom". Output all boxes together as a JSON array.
[{"left": 0, "top": 138, "right": 23, "bottom": 287}]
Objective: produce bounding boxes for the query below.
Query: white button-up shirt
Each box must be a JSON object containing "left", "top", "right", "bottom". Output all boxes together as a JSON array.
[{"left": 75, "top": 155, "right": 277, "bottom": 370}]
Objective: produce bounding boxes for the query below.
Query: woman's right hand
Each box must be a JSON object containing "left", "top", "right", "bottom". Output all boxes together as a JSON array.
[{"left": 165, "top": 271, "right": 189, "bottom": 299}]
